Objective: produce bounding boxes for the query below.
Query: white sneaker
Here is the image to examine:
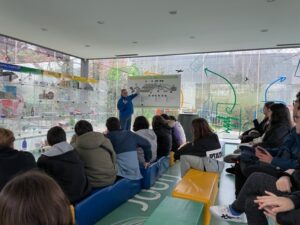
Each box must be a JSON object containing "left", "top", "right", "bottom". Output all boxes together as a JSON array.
[{"left": 210, "top": 205, "right": 248, "bottom": 223}]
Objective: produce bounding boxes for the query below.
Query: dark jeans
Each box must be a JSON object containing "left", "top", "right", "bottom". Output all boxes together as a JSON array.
[
  {"left": 235, "top": 162, "right": 281, "bottom": 197},
  {"left": 120, "top": 116, "right": 132, "bottom": 130},
  {"left": 232, "top": 172, "right": 284, "bottom": 225},
  {"left": 234, "top": 146, "right": 282, "bottom": 196}
]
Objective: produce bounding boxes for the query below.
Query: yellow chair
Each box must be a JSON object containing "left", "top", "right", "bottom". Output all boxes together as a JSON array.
[{"left": 172, "top": 169, "right": 219, "bottom": 225}]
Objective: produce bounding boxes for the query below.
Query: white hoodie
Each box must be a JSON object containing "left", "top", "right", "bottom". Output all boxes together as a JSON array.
[{"left": 135, "top": 129, "right": 157, "bottom": 163}]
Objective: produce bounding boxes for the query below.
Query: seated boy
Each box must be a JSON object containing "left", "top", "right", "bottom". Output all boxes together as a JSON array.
[
  {"left": 37, "top": 126, "right": 91, "bottom": 204},
  {"left": 106, "top": 117, "right": 152, "bottom": 180}
]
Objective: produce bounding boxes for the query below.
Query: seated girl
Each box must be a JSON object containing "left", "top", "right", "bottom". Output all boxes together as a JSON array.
[
  {"left": 152, "top": 115, "right": 173, "bottom": 159},
  {"left": 174, "top": 118, "right": 223, "bottom": 177},
  {"left": 133, "top": 116, "right": 157, "bottom": 164}
]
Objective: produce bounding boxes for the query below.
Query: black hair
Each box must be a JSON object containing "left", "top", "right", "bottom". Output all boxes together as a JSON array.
[
  {"left": 169, "top": 115, "right": 177, "bottom": 121},
  {"left": 152, "top": 115, "right": 167, "bottom": 131},
  {"left": 160, "top": 114, "right": 170, "bottom": 120},
  {"left": 269, "top": 103, "right": 291, "bottom": 127},
  {"left": 133, "top": 116, "right": 150, "bottom": 131},
  {"left": 106, "top": 117, "right": 121, "bottom": 131},
  {"left": 264, "top": 101, "right": 274, "bottom": 109},
  {"left": 47, "top": 126, "right": 67, "bottom": 146},
  {"left": 74, "top": 120, "right": 93, "bottom": 136}
]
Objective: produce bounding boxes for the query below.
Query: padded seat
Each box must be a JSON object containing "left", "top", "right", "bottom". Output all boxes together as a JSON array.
[
  {"left": 143, "top": 196, "right": 204, "bottom": 225},
  {"left": 140, "top": 156, "right": 170, "bottom": 189},
  {"left": 75, "top": 178, "right": 141, "bottom": 225},
  {"left": 172, "top": 169, "right": 219, "bottom": 225}
]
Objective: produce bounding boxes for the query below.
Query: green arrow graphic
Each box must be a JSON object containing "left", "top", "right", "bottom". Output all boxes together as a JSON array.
[{"left": 204, "top": 68, "right": 237, "bottom": 114}]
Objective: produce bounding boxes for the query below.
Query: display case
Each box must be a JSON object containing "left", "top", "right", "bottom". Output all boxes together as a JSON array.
[{"left": 0, "top": 62, "right": 108, "bottom": 153}]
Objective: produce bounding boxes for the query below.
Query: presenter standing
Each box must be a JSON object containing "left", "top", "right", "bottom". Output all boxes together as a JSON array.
[{"left": 117, "top": 88, "right": 138, "bottom": 130}]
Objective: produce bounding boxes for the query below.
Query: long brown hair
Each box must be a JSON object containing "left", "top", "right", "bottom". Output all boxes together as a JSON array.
[
  {"left": 192, "top": 118, "right": 214, "bottom": 141},
  {"left": 0, "top": 170, "right": 73, "bottom": 225}
]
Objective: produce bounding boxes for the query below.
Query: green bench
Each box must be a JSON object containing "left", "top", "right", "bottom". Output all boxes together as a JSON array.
[{"left": 143, "top": 196, "right": 204, "bottom": 225}]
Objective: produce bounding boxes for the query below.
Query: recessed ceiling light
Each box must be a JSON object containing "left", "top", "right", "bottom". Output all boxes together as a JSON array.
[
  {"left": 260, "top": 29, "right": 269, "bottom": 32},
  {"left": 85, "top": 45, "right": 90, "bottom": 47},
  {"left": 277, "top": 43, "right": 300, "bottom": 47},
  {"left": 132, "top": 41, "right": 138, "bottom": 44},
  {"left": 189, "top": 36, "right": 195, "bottom": 39},
  {"left": 41, "top": 28, "right": 48, "bottom": 31},
  {"left": 115, "top": 54, "right": 138, "bottom": 57},
  {"left": 169, "top": 10, "right": 177, "bottom": 15},
  {"left": 97, "top": 20, "right": 105, "bottom": 24},
  {"left": 266, "top": 0, "right": 275, "bottom": 2}
]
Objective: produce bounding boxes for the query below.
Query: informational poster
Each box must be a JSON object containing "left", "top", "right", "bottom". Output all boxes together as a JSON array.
[{"left": 128, "top": 75, "right": 181, "bottom": 107}]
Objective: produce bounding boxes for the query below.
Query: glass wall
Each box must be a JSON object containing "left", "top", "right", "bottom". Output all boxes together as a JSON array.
[
  {"left": 0, "top": 35, "right": 108, "bottom": 153},
  {"left": 90, "top": 48, "right": 300, "bottom": 138},
  {"left": 0, "top": 35, "right": 81, "bottom": 75}
]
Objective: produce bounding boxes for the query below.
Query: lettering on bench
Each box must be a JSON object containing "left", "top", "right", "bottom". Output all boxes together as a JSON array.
[{"left": 127, "top": 174, "right": 180, "bottom": 212}]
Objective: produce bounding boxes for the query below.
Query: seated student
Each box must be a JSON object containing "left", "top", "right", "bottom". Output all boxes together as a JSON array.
[
  {"left": 225, "top": 103, "right": 291, "bottom": 163},
  {"left": 133, "top": 116, "right": 157, "bottom": 163},
  {"left": 256, "top": 189, "right": 300, "bottom": 225},
  {"left": 161, "top": 114, "right": 179, "bottom": 152},
  {"left": 239, "top": 101, "right": 274, "bottom": 143},
  {"left": 174, "top": 118, "right": 223, "bottom": 177},
  {"left": 0, "top": 170, "right": 73, "bottom": 225},
  {"left": 106, "top": 117, "right": 152, "bottom": 180},
  {"left": 228, "top": 103, "right": 292, "bottom": 196},
  {"left": 169, "top": 115, "right": 186, "bottom": 147},
  {"left": 37, "top": 126, "right": 91, "bottom": 204},
  {"left": 210, "top": 101, "right": 300, "bottom": 224},
  {"left": 152, "top": 115, "right": 173, "bottom": 158},
  {"left": 211, "top": 166, "right": 300, "bottom": 225},
  {"left": 0, "top": 128, "right": 36, "bottom": 191},
  {"left": 71, "top": 120, "right": 117, "bottom": 188}
]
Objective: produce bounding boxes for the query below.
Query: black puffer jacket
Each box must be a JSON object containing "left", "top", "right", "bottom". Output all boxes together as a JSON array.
[
  {"left": 174, "top": 133, "right": 221, "bottom": 160},
  {"left": 154, "top": 125, "right": 172, "bottom": 159},
  {"left": 0, "top": 146, "right": 36, "bottom": 191}
]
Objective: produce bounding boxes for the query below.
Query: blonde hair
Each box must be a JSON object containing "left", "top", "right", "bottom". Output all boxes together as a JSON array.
[{"left": 0, "top": 128, "right": 15, "bottom": 147}]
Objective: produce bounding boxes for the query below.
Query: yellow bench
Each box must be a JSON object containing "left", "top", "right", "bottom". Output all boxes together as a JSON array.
[{"left": 172, "top": 169, "right": 219, "bottom": 225}]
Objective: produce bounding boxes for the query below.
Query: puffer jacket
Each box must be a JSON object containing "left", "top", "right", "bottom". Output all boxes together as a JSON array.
[{"left": 71, "top": 132, "right": 117, "bottom": 188}]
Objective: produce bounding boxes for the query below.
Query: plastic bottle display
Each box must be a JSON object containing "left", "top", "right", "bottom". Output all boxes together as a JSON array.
[{"left": 21, "top": 138, "right": 27, "bottom": 151}]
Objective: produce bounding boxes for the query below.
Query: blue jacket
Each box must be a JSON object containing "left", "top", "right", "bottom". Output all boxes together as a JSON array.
[
  {"left": 267, "top": 127, "right": 300, "bottom": 170},
  {"left": 106, "top": 130, "right": 152, "bottom": 180},
  {"left": 117, "top": 93, "right": 138, "bottom": 118}
]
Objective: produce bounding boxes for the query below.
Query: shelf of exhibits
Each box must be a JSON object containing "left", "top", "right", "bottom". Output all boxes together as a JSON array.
[{"left": 0, "top": 63, "right": 109, "bottom": 153}]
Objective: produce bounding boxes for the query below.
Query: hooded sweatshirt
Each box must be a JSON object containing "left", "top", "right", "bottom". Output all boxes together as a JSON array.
[
  {"left": 71, "top": 132, "right": 117, "bottom": 188},
  {"left": 135, "top": 129, "right": 157, "bottom": 163},
  {"left": 173, "top": 121, "right": 187, "bottom": 146},
  {"left": 106, "top": 130, "right": 152, "bottom": 180},
  {"left": 37, "top": 142, "right": 91, "bottom": 204}
]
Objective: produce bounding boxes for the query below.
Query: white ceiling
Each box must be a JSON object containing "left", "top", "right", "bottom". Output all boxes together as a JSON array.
[{"left": 0, "top": 0, "right": 300, "bottom": 59}]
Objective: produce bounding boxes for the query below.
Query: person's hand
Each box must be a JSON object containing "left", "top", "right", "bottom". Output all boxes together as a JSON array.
[
  {"left": 255, "top": 148, "right": 273, "bottom": 164},
  {"left": 276, "top": 176, "right": 292, "bottom": 192},
  {"left": 144, "top": 162, "right": 150, "bottom": 169},
  {"left": 255, "top": 191, "right": 295, "bottom": 213}
]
